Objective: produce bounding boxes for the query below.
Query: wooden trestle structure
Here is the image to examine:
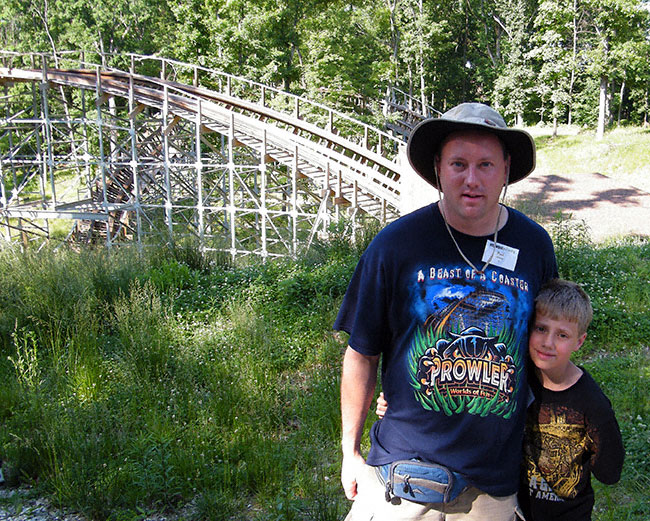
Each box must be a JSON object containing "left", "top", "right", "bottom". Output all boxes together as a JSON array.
[{"left": 0, "top": 51, "right": 413, "bottom": 259}]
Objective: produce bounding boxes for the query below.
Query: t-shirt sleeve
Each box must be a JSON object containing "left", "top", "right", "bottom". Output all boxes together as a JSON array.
[
  {"left": 588, "top": 409, "right": 625, "bottom": 485},
  {"left": 543, "top": 232, "right": 559, "bottom": 281},
  {"left": 333, "top": 246, "right": 391, "bottom": 357}
]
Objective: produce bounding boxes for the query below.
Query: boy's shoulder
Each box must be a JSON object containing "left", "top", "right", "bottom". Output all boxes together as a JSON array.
[
  {"left": 533, "top": 367, "right": 614, "bottom": 415},
  {"left": 567, "top": 368, "right": 617, "bottom": 420},
  {"left": 574, "top": 368, "right": 607, "bottom": 395}
]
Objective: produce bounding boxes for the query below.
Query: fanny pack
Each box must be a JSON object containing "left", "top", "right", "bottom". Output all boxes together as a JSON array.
[{"left": 377, "top": 460, "right": 469, "bottom": 504}]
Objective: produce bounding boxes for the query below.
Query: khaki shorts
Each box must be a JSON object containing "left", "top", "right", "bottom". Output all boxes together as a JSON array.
[{"left": 345, "top": 464, "right": 517, "bottom": 521}]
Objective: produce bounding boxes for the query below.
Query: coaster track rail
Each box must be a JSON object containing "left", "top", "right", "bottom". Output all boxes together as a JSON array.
[{"left": 0, "top": 51, "right": 410, "bottom": 258}]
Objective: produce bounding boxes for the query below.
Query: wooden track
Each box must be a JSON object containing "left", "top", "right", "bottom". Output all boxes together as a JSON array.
[
  {"left": 1, "top": 64, "right": 403, "bottom": 215},
  {"left": 0, "top": 53, "right": 409, "bottom": 254}
]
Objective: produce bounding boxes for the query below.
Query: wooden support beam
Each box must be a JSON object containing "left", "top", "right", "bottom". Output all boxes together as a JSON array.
[
  {"left": 163, "top": 115, "right": 182, "bottom": 136},
  {"left": 128, "top": 102, "right": 146, "bottom": 119},
  {"left": 96, "top": 92, "right": 111, "bottom": 106}
]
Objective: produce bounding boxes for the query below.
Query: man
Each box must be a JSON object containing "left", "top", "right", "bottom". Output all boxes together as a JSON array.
[{"left": 334, "top": 103, "right": 558, "bottom": 520}]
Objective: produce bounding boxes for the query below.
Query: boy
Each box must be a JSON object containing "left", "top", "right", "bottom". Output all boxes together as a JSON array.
[
  {"left": 518, "top": 278, "right": 624, "bottom": 520},
  {"left": 375, "top": 278, "right": 624, "bottom": 520}
]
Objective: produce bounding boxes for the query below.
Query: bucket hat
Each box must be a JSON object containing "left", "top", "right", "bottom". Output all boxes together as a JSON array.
[{"left": 407, "top": 102, "right": 536, "bottom": 188}]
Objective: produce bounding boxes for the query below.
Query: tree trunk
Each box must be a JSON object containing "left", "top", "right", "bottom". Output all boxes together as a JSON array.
[
  {"left": 385, "top": 0, "right": 400, "bottom": 83},
  {"left": 597, "top": 75, "right": 607, "bottom": 139},
  {"left": 414, "top": 0, "right": 427, "bottom": 115},
  {"left": 568, "top": 0, "right": 578, "bottom": 126},
  {"left": 617, "top": 80, "right": 625, "bottom": 125}
]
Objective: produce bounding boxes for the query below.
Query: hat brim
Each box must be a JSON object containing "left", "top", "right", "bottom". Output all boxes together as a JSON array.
[{"left": 407, "top": 119, "right": 536, "bottom": 188}]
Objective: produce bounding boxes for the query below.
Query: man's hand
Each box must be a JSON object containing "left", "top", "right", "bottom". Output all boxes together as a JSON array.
[{"left": 341, "top": 452, "right": 366, "bottom": 500}]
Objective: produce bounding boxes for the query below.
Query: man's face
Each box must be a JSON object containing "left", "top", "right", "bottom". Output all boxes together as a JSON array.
[{"left": 435, "top": 131, "right": 509, "bottom": 235}]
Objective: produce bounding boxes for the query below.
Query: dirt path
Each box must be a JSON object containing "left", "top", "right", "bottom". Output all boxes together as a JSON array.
[{"left": 507, "top": 169, "right": 650, "bottom": 243}]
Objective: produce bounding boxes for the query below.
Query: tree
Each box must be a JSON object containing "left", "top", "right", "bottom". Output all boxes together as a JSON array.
[
  {"left": 485, "top": 0, "right": 537, "bottom": 125},
  {"left": 397, "top": 0, "right": 454, "bottom": 110},
  {"left": 579, "top": 0, "right": 648, "bottom": 137},
  {"left": 301, "top": 1, "right": 389, "bottom": 113},
  {"left": 528, "top": 0, "right": 576, "bottom": 134},
  {"left": 1, "top": 0, "right": 174, "bottom": 56}
]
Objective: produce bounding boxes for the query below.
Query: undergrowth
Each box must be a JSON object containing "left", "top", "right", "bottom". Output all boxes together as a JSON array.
[{"left": 0, "top": 220, "right": 648, "bottom": 520}]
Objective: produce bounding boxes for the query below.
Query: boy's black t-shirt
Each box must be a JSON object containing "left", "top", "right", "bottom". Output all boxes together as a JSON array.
[{"left": 519, "top": 369, "right": 624, "bottom": 521}]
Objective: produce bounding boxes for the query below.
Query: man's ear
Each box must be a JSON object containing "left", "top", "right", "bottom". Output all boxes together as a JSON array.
[{"left": 574, "top": 332, "right": 587, "bottom": 351}]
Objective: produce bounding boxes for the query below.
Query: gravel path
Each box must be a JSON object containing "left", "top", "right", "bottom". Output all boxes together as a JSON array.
[
  {"left": 0, "top": 486, "right": 193, "bottom": 521},
  {"left": 507, "top": 169, "right": 650, "bottom": 243},
  {"left": 0, "top": 487, "right": 87, "bottom": 521}
]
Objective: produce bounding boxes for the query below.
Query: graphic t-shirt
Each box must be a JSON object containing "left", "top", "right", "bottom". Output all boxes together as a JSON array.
[
  {"left": 334, "top": 203, "right": 558, "bottom": 496},
  {"left": 519, "top": 369, "right": 625, "bottom": 521}
]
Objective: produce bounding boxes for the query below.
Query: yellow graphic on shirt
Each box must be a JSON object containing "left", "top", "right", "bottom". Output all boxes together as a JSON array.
[{"left": 525, "top": 408, "right": 590, "bottom": 500}]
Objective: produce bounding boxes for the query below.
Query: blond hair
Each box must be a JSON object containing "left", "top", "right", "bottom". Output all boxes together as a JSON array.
[{"left": 535, "top": 279, "right": 593, "bottom": 335}]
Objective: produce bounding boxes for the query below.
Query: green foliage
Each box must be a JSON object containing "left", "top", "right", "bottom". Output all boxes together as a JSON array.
[
  {"left": 302, "top": 2, "right": 389, "bottom": 108},
  {"left": 145, "top": 260, "right": 198, "bottom": 293},
  {"left": 578, "top": 346, "right": 650, "bottom": 519},
  {"left": 0, "top": 228, "right": 647, "bottom": 520},
  {"left": 532, "top": 126, "right": 650, "bottom": 188},
  {"left": 3, "top": 0, "right": 650, "bottom": 127}
]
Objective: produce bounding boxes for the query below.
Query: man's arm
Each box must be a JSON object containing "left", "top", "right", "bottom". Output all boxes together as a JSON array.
[{"left": 340, "top": 345, "right": 380, "bottom": 500}]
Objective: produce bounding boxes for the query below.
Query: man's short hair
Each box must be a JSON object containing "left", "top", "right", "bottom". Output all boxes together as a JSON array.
[{"left": 535, "top": 279, "right": 593, "bottom": 335}]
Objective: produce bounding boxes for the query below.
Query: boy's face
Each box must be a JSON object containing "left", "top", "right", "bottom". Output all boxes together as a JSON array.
[{"left": 528, "top": 311, "right": 586, "bottom": 376}]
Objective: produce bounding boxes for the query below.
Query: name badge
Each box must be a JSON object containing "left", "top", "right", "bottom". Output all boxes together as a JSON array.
[{"left": 482, "top": 240, "right": 519, "bottom": 271}]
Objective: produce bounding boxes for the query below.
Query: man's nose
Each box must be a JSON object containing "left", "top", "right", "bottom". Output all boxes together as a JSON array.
[{"left": 465, "top": 165, "right": 480, "bottom": 186}]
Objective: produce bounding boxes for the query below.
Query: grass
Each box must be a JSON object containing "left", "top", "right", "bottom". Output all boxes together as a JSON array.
[
  {"left": 0, "top": 221, "right": 648, "bottom": 520},
  {"left": 528, "top": 125, "right": 650, "bottom": 191},
  {"left": 504, "top": 125, "right": 650, "bottom": 237},
  {"left": 0, "top": 126, "right": 648, "bottom": 519},
  {"left": 0, "top": 239, "right": 361, "bottom": 520}
]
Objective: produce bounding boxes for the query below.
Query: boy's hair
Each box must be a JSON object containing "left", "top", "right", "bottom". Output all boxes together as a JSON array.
[{"left": 535, "top": 279, "right": 593, "bottom": 334}]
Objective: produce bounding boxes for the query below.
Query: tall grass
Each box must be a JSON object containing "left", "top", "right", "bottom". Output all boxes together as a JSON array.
[
  {"left": 0, "top": 223, "right": 648, "bottom": 520},
  {"left": 0, "top": 240, "right": 358, "bottom": 520}
]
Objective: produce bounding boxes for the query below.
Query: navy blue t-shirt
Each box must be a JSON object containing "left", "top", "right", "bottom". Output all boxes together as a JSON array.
[{"left": 334, "top": 203, "right": 558, "bottom": 496}]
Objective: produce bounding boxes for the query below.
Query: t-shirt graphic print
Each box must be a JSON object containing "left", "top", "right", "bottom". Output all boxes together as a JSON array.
[{"left": 407, "top": 269, "right": 527, "bottom": 420}]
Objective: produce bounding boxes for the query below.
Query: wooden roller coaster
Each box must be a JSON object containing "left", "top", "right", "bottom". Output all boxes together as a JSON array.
[{"left": 0, "top": 51, "right": 434, "bottom": 258}]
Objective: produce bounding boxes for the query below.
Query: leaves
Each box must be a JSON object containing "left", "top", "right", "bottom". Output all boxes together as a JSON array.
[{"left": 2, "top": 0, "right": 650, "bottom": 127}]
